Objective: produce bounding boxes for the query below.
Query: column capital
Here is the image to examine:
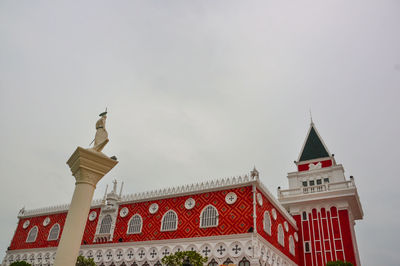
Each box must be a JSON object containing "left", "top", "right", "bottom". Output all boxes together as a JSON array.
[{"left": 67, "top": 147, "right": 118, "bottom": 187}]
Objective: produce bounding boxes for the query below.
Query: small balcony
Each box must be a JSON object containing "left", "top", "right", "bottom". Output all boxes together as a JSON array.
[
  {"left": 278, "top": 180, "right": 355, "bottom": 200},
  {"left": 94, "top": 233, "right": 112, "bottom": 243}
]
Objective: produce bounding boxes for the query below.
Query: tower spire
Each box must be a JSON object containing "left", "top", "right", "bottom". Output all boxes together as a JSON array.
[{"left": 297, "top": 122, "right": 331, "bottom": 162}]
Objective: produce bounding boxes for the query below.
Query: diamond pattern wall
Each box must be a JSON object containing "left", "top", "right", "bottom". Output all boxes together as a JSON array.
[
  {"left": 255, "top": 188, "right": 300, "bottom": 264},
  {"left": 113, "top": 186, "right": 253, "bottom": 243}
]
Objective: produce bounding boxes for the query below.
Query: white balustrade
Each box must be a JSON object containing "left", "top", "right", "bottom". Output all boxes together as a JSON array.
[{"left": 278, "top": 180, "right": 354, "bottom": 199}]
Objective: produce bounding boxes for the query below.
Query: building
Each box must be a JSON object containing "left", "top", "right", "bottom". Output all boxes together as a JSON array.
[{"left": 2, "top": 122, "right": 363, "bottom": 266}]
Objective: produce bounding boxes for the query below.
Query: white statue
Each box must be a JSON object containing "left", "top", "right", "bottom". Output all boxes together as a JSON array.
[{"left": 92, "top": 110, "right": 109, "bottom": 152}]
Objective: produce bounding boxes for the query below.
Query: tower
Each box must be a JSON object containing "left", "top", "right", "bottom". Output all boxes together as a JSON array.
[{"left": 278, "top": 122, "right": 363, "bottom": 266}]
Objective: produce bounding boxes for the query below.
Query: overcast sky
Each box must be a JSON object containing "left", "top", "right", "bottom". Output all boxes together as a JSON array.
[{"left": 1, "top": 1, "right": 399, "bottom": 265}]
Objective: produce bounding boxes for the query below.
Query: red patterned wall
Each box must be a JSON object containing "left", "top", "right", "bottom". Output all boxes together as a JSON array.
[
  {"left": 112, "top": 186, "right": 253, "bottom": 243},
  {"left": 256, "top": 188, "right": 300, "bottom": 264},
  {"left": 296, "top": 207, "right": 357, "bottom": 266},
  {"left": 9, "top": 187, "right": 253, "bottom": 249},
  {"left": 81, "top": 208, "right": 101, "bottom": 245},
  {"left": 10, "top": 213, "right": 66, "bottom": 250},
  {"left": 9, "top": 208, "right": 101, "bottom": 250}
]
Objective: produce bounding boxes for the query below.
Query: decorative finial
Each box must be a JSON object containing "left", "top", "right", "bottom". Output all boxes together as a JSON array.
[
  {"left": 112, "top": 179, "right": 118, "bottom": 193},
  {"left": 19, "top": 206, "right": 25, "bottom": 215},
  {"left": 309, "top": 108, "right": 314, "bottom": 125},
  {"left": 119, "top": 181, "right": 124, "bottom": 198},
  {"left": 251, "top": 166, "right": 259, "bottom": 178},
  {"left": 102, "top": 184, "right": 108, "bottom": 204}
]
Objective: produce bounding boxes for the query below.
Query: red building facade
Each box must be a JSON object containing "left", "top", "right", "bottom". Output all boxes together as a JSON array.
[{"left": 3, "top": 122, "right": 363, "bottom": 266}]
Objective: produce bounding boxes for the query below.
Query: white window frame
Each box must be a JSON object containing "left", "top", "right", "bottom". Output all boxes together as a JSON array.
[
  {"left": 278, "top": 224, "right": 284, "bottom": 247},
  {"left": 99, "top": 214, "right": 113, "bottom": 234},
  {"left": 127, "top": 214, "right": 143, "bottom": 234},
  {"left": 289, "top": 235, "right": 295, "bottom": 255},
  {"left": 26, "top": 226, "right": 38, "bottom": 243},
  {"left": 47, "top": 223, "right": 60, "bottom": 241},
  {"left": 161, "top": 210, "right": 178, "bottom": 232},
  {"left": 200, "top": 205, "right": 219, "bottom": 228},
  {"left": 263, "top": 211, "right": 272, "bottom": 235}
]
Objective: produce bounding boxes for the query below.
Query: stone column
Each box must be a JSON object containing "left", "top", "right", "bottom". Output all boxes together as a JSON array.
[{"left": 54, "top": 147, "right": 118, "bottom": 266}]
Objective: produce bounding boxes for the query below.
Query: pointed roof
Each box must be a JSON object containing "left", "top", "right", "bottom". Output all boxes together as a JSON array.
[{"left": 297, "top": 122, "right": 331, "bottom": 162}]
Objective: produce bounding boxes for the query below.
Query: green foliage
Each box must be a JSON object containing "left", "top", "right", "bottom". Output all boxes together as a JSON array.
[
  {"left": 161, "top": 250, "right": 208, "bottom": 266},
  {"left": 326, "top": 260, "right": 353, "bottom": 266},
  {"left": 76, "top": 255, "right": 96, "bottom": 266},
  {"left": 10, "top": 262, "right": 31, "bottom": 266}
]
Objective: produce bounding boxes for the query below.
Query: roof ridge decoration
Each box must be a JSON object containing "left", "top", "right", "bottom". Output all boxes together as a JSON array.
[
  {"left": 121, "top": 174, "right": 254, "bottom": 202},
  {"left": 17, "top": 173, "right": 297, "bottom": 228},
  {"left": 297, "top": 122, "right": 331, "bottom": 162},
  {"left": 18, "top": 175, "right": 255, "bottom": 218},
  {"left": 18, "top": 199, "right": 103, "bottom": 218}
]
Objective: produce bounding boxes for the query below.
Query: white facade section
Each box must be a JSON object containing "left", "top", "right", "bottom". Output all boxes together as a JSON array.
[{"left": 3, "top": 233, "right": 297, "bottom": 266}]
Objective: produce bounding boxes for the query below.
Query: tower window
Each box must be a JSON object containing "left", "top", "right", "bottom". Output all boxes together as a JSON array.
[
  {"left": 316, "top": 179, "right": 322, "bottom": 185},
  {"left": 324, "top": 178, "right": 330, "bottom": 183},
  {"left": 47, "top": 224, "right": 60, "bottom": 241},
  {"left": 200, "top": 205, "right": 218, "bottom": 228},
  {"left": 309, "top": 180, "right": 315, "bottom": 186},
  {"left": 128, "top": 214, "right": 142, "bottom": 234},
  {"left": 26, "top": 226, "right": 38, "bottom": 243},
  {"left": 302, "top": 181, "right": 308, "bottom": 187},
  {"left": 99, "top": 215, "right": 112, "bottom": 234},
  {"left": 161, "top": 210, "right": 178, "bottom": 231},
  {"left": 302, "top": 211, "right": 308, "bottom": 221},
  {"left": 304, "top": 241, "right": 311, "bottom": 253}
]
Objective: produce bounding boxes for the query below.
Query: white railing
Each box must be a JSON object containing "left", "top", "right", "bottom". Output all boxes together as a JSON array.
[{"left": 278, "top": 180, "right": 355, "bottom": 199}]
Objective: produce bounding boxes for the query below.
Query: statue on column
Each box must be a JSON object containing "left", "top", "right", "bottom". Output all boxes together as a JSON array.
[{"left": 91, "top": 110, "right": 109, "bottom": 152}]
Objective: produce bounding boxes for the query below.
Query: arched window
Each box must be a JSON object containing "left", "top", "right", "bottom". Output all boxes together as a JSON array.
[
  {"left": 99, "top": 215, "right": 113, "bottom": 234},
  {"left": 47, "top": 223, "right": 60, "bottom": 241},
  {"left": 127, "top": 214, "right": 142, "bottom": 234},
  {"left": 26, "top": 226, "right": 38, "bottom": 243},
  {"left": 200, "top": 205, "right": 218, "bottom": 228},
  {"left": 161, "top": 210, "right": 178, "bottom": 231},
  {"left": 208, "top": 259, "right": 218, "bottom": 266},
  {"left": 278, "top": 224, "right": 284, "bottom": 246},
  {"left": 263, "top": 211, "right": 271, "bottom": 235},
  {"left": 238, "top": 257, "right": 250, "bottom": 266},
  {"left": 289, "top": 235, "right": 295, "bottom": 255}
]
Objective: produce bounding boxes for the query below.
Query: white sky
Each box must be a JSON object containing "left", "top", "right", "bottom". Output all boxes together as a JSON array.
[{"left": 0, "top": 1, "right": 399, "bottom": 265}]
